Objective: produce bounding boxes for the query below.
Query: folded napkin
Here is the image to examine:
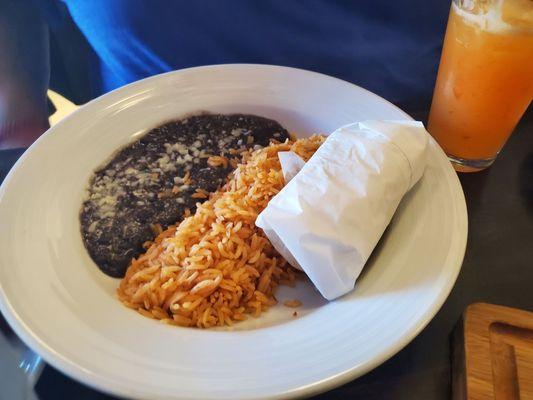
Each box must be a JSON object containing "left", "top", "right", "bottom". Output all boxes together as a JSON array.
[{"left": 256, "top": 120, "right": 429, "bottom": 300}]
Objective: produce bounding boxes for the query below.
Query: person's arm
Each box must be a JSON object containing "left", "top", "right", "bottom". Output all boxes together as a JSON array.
[{"left": 0, "top": 0, "right": 50, "bottom": 149}]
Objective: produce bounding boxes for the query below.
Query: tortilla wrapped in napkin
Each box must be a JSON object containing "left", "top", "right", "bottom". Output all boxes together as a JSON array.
[{"left": 255, "top": 120, "right": 429, "bottom": 300}]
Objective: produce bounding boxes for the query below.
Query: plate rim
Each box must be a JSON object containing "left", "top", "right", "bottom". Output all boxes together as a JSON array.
[{"left": 0, "top": 64, "right": 468, "bottom": 400}]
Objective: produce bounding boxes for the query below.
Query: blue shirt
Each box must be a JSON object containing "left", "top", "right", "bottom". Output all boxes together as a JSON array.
[{"left": 62, "top": 0, "right": 450, "bottom": 106}]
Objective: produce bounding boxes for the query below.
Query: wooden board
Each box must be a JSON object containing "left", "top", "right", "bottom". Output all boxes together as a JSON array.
[{"left": 453, "top": 303, "right": 533, "bottom": 400}]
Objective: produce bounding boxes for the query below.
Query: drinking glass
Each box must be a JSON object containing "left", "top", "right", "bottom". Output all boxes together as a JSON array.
[{"left": 428, "top": 0, "right": 533, "bottom": 172}]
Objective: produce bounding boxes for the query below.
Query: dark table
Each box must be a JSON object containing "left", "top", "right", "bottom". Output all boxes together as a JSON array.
[{"left": 1, "top": 107, "right": 532, "bottom": 400}]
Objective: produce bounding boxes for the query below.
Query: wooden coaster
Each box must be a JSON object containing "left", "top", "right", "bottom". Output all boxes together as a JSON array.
[{"left": 452, "top": 303, "right": 533, "bottom": 400}]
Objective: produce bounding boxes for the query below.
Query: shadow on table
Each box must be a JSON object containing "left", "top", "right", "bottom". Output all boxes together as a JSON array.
[
  {"left": 0, "top": 148, "right": 26, "bottom": 184},
  {"left": 35, "top": 366, "right": 123, "bottom": 400},
  {"left": 458, "top": 168, "right": 491, "bottom": 218},
  {"left": 519, "top": 153, "right": 533, "bottom": 217}
]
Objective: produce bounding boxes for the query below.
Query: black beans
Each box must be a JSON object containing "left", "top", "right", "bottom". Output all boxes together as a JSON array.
[{"left": 80, "top": 113, "right": 289, "bottom": 277}]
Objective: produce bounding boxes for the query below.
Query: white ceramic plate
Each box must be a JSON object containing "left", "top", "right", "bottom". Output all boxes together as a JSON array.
[{"left": 0, "top": 65, "right": 467, "bottom": 400}]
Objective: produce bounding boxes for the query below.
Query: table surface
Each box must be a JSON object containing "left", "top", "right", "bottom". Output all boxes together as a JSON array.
[{"left": 1, "top": 105, "right": 532, "bottom": 400}]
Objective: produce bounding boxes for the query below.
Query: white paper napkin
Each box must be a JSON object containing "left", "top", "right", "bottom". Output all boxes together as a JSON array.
[
  {"left": 256, "top": 120, "right": 429, "bottom": 300},
  {"left": 278, "top": 151, "right": 306, "bottom": 183}
]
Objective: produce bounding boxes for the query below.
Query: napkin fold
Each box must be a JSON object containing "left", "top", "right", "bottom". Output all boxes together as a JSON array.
[{"left": 256, "top": 120, "right": 429, "bottom": 300}]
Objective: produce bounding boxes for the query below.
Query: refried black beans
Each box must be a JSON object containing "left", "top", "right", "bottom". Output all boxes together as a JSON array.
[{"left": 80, "top": 114, "right": 289, "bottom": 277}]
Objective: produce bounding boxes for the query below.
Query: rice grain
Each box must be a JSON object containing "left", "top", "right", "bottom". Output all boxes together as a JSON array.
[{"left": 118, "top": 135, "right": 324, "bottom": 328}]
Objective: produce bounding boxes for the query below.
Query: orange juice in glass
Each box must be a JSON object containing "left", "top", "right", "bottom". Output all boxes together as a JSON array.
[{"left": 428, "top": 0, "right": 533, "bottom": 172}]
